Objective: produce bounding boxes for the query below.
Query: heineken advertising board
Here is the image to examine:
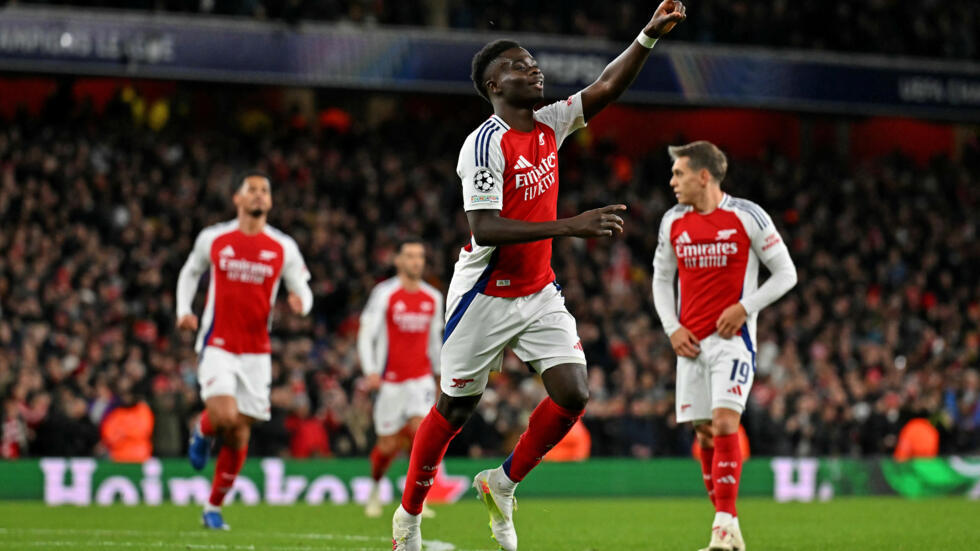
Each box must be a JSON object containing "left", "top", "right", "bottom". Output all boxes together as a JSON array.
[{"left": 0, "top": 457, "right": 977, "bottom": 506}]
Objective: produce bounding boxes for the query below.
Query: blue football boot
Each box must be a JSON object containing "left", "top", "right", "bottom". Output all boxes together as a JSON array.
[
  {"left": 188, "top": 428, "right": 212, "bottom": 471},
  {"left": 202, "top": 510, "right": 230, "bottom": 530}
]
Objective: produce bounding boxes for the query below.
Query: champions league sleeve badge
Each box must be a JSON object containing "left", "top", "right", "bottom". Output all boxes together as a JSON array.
[{"left": 473, "top": 168, "right": 496, "bottom": 192}]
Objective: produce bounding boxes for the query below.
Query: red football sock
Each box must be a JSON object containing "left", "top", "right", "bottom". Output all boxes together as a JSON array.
[
  {"left": 370, "top": 445, "right": 396, "bottom": 482},
  {"left": 503, "top": 398, "right": 583, "bottom": 482},
  {"left": 401, "top": 407, "right": 460, "bottom": 515},
  {"left": 208, "top": 445, "right": 247, "bottom": 507},
  {"left": 712, "top": 433, "right": 742, "bottom": 516},
  {"left": 199, "top": 410, "right": 215, "bottom": 437},
  {"left": 700, "top": 444, "right": 716, "bottom": 507}
]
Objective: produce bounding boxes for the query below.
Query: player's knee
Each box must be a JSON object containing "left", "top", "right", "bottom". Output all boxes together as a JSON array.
[
  {"left": 695, "top": 426, "right": 714, "bottom": 448},
  {"left": 376, "top": 436, "right": 399, "bottom": 455},
  {"left": 542, "top": 364, "right": 589, "bottom": 411},
  {"left": 711, "top": 410, "right": 740, "bottom": 436},
  {"left": 227, "top": 423, "right": 251, "bottom": 449},
  {"left": 443, "top": 405, "right": 475, "bottom": 428},
  {"left": 557, "top": 385, "right": 589, "bottom": 412},
  {"left": 436, "top": 394, "right": 479, "bottom": 429},
  {"left": 209, "top": 408, "right": 237, "bottom": 430}
]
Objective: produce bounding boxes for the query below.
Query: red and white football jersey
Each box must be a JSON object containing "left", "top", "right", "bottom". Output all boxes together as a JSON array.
[
  {"left": 450, "top": 92, "right": 587, "bottom": 301},
  {"left": 357, "top": 277, "right": 444, "bottom": 383},
  {"left": 653, "top": 194, "right": 791, "bottom": 346},
  {"left": 177, "top": 220, "right": 311, "bottom": 355}
]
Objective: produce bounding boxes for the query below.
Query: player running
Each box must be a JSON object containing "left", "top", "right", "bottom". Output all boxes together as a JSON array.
[
  {"left": 176, "top": 171, "right": 313, "bottom": 530},
  {"left": 392, "top": 2, "right": 686, "bottom": 550},
  {"left": 652, "top": 142, "right": 797, "bottom": 551},
  {"left": 357, "top": 237, "right": 443, "bottom": 518}
]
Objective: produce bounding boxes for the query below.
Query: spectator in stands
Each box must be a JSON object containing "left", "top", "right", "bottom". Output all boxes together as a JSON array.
[
  {"left": 284, "top": 396, "right": 330, "bottom": 458},
  {"left": 894, "top": 418, "right": 940, "bottom": 461},
  {"left": 100, "top": 378, "right": 154, "bottom": 462}
]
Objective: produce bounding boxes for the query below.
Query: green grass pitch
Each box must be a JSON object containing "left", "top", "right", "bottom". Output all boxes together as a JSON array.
[{"left": 0, "top": 497, "right": 975, "bottom": 550}]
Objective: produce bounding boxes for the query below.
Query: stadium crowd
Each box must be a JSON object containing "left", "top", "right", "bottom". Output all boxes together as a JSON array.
[
  {"left": 5, "top": 0, "right": 978, "bottom": 60},
  {"left": 0, "top": 87, "right": 978, "bottom": 462}
]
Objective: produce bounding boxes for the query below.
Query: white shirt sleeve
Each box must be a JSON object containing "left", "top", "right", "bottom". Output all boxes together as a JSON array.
[
  {"left": 651, "top": 212, "right": 682, "bottom": 337},
  {"left": 281, "top": 238, "right": 313, "bottom": 316},
  {"left": 457, "top": 125, "right": 506, "bottom": 212},
  {"left": 176, "top": 230, "right": 212, "bottom": 318},
  {"left": 357, "top": 286, "right": 386, "bottom": 377},
  {"left": 739, "top": 204, "right": 798, "bottom": 315},
  {"left": 533, "top": 92, "right": 587, "bottom": 149},
  {"left": 427, "top": 290, "right": 444, "bottom": 375}
]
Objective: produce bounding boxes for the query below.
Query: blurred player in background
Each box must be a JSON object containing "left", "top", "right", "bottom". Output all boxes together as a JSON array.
[
  {"left": 357, "top": 237, "right": 443, "bottom": 518},
  {"left": 392, "top": 2, "right": 686, "bottom": 550},
  {"left": 652, "top": 142, "right": 797, "bottom": 551},
  {"left": 176, "top": 171, "right": 313, "bottom": 530}
]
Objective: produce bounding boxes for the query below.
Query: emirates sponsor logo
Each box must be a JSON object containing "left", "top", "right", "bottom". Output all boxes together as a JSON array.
[
  {"left": 392, "top": 301, "right": 432, "bottom": 332},
  {"left": 218, "top": 257, "right": 275, "bottom": 284},
  {"left": 393, "top": 310, "right": 431, "bottom": 332},
  {"left": 676, "top": 241, "right": 739, "bottom": 269},
  {"left": 514, "top": 151, "right": 558, "bottom": 201}
]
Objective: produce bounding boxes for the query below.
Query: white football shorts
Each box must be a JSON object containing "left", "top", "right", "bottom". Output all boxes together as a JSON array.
[
  {"left": 198, "top": 345, "right": 271, "bottom": 421},
  {"left": 373, "top": 375, "right": 437, "bottom": 436},
  {"left": 440, "top": 282, "right": 586, "bottom": 397},
  {"left": 675, "top": 333, "right": 756, "bottom": 423}
]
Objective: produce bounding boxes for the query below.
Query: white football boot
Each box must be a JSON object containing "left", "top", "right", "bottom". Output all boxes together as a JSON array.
[
  {"left": 391, "top": 505, "right": 422, "bottom": 551},
  {"left": 730, "top": 521, "right": 746, "bottom": 551},
  {"left": 364, "top": 482, "right": 383, "bottom": 518},
  {"left": 699, "top": 523, "right": 737, "bottom": 551},
  {"left": 473, "top": 468, "right": 518, "bottom": 551}
]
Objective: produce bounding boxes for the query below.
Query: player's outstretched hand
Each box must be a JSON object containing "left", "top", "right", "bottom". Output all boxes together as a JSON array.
[
  {"left": 670, "top": 327, "right": 700, "bottom": 358},
  {"left": 567, "top": 204, "right": 627, "bottom": 238},
  {"left": 288, "top": 292, "right": 304, "bottom": 314},
  {"left": 647, "top": 0, "right": 687, "bottom": 38},
  {"left": 716, "top": 303, "right": 748, "bottom": 339},
  {"left": 176, "top": 314, "right": 198, "bottom": 332}
]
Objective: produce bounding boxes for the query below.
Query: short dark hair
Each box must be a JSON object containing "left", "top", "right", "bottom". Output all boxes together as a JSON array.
[
  {"left": 396, "top": 236, "right": 425, "bottom": 254},
  {"left": 667, "top": 141, "right": 728, "bottom": 183},
  {"left": 471, "top": 39, "right": 521, "bottom": 103},
  {"left": 233, "top": 170, "right": 271, "bottom": 194}
]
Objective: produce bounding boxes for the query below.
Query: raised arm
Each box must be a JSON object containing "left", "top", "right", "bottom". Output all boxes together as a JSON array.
[{"left": 581, "top": 0, "right": 686, "bottom": 121}]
